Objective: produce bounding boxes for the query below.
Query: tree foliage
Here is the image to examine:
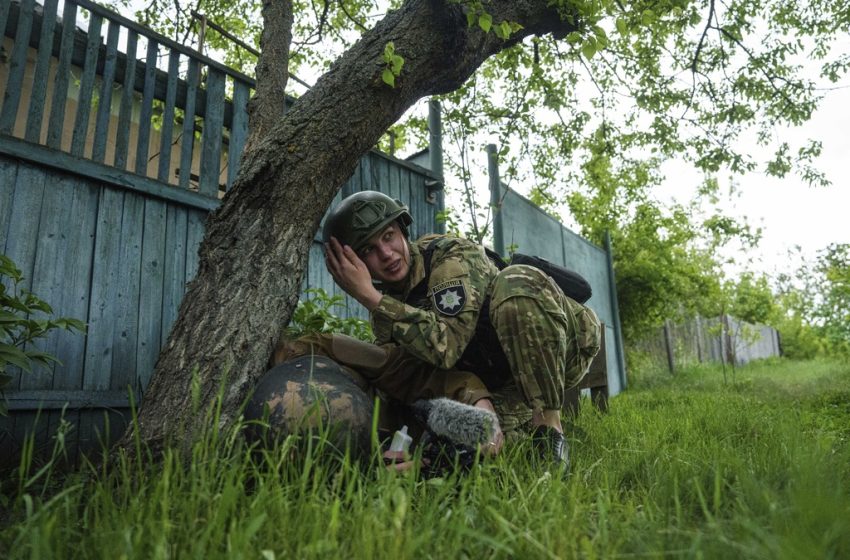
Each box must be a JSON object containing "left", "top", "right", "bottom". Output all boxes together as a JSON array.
[{"left": 773, "top": 244, "right": 850, "bottom": 359}]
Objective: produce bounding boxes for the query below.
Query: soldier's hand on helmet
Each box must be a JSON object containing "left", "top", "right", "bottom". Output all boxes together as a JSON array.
[{"left": 325, "top": 237, "right": 383, "bottom": 310}]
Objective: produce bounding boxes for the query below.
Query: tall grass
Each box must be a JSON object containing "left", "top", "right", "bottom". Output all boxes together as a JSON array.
[{"left": 1, "top": 358, "right": 849, "bottom": 559}]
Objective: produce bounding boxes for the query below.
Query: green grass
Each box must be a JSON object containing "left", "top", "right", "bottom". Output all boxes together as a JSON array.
[{"left": 2, "top": 357, "right": 849, "bottom": 559}]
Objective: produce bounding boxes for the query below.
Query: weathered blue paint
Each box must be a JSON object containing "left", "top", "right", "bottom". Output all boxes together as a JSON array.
[
  {"left": 157, "top": 51, "right": 181, "bottom": 182},
  {"left": 92, "top": 21, "right": 122, "bottom": 163},
  {"left": 0, "top": 0, "right": 34, "bottom": 134},
  {"left": 199, "top": 69, "right": 226, "bottom": 197},
  {"left": 110, "top": 194, "right": 146, "bottom": 394},
  {"left": 160, "top": 205, "right": 188, "bottom": 348},
  {"left": 135, "top": 39, "right": 159, "bottom": 175},
  {"left": 84, "top": 186, "right": 124, "bottom": 391},
  {"left": 0, "top": 136, "right": 220, "bottom": 211},
  {"left": 70, "top": 13, "right": 103, "bottom": 158},
  {"left": 227, "top": 82, "right": 250, "bottom": 189},
  {"left": 24, "top": 0, "right": 58, "bottom": 143},
  {"left": 45, "top": 0, "right": 77, "bottom": 150},
  {"left": 136, "top": 198, "right": 167, "bottom": 390},
  {"left": 178, "top": 58, "right": 200, "bottom": 190},
  {"left": 114, "top": 30, "right": 139, "bottom": 170}
]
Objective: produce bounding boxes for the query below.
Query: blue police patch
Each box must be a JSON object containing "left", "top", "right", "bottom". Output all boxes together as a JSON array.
[{"left": 431, "top": 281, "right": 466, "bottom": 316}]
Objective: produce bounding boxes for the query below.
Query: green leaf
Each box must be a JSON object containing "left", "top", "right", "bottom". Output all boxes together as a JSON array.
[
  {"left": 641, "top": 9, "right": 656, "bottom": 26},
  {"left": 498, "top": 21, "right": 512, "bottom": 40},
  {"left": 616, "top": 17, "right": 628, "bottom": 36},
  {"left": 383, "top": 41, "right": 395, "bottom": 59},
  {"left": 566, "top": 31, "right": 582, "bottom": 45},
  {"left": 381, "top": 68, "right": 396, "bottom": 87},
  {"left": 25, "top": 350, "right": 61, "bottom": 366},
  {"left": 581, "top": 38, "right": 597, "bottom": 59},
  {"left": 391, "top": 54, "right": 404, "bottom": 75},
  {"left": 0, "top": 344, "right": 32, "bottom": 373},
  {"left": 466, "top": 10, "right": 475, "bottom": 28},
  {"left": 478, "top": 13, "right": 492, "bottom": 33}
]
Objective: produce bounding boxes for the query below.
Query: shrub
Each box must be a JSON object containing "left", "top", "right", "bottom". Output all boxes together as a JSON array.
[{"left": 0, "top": 255, "right": 86, "bottom": 415}]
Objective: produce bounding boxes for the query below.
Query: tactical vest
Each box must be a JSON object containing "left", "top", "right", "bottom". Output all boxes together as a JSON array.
[{"left": 405, "top": 239, "right": 513, "bottom": 390}]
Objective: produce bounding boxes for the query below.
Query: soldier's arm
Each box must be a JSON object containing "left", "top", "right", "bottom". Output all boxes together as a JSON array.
[{"left": 371, "top": 241, "right": 491, "bottom": 369}]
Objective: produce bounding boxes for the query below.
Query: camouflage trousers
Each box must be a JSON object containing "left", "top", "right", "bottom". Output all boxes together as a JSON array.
[{"left": 488, "top": 265, "right": 602, "bottom": 435}]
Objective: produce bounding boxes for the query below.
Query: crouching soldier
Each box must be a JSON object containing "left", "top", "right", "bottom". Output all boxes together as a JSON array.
[{"left": 319, "top": 190, "right": 601, "bottom": 468}]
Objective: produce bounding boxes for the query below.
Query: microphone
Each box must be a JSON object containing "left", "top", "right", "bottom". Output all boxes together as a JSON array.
[{"left": 411, "top": 398, "right": 499, "bottom": 448}]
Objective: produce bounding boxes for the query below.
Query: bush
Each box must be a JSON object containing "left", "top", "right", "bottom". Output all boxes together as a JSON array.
[
  {"left": 284, "top": 288, "right": 373, "bottom": 342},
  {"left": 0, "top": 255, "right": 86, "bottom": 415}
]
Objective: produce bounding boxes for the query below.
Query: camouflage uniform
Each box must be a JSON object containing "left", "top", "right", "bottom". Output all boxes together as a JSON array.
[{"left": 371, "top": 234, "right": 602, "bottom": 435}]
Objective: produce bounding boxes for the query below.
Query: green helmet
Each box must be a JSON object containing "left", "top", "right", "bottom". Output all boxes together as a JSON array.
[
  {"left": 244, "top": 355, "right": 374, "bottom": 458},
  {"left": 322, "top": 190, "right": 413, "bottom": 253}
]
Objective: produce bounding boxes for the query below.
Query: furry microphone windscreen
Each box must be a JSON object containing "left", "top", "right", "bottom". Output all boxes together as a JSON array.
[{"left": 413, "top": 398, "right": 499, "bottom": 448}]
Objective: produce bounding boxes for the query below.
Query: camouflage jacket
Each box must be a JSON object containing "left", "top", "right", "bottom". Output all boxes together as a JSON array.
[{"left": 371, "top": 235, "right": 501, "bottom": 371}]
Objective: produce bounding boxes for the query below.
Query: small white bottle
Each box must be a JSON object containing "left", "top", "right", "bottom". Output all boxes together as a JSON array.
[{"left": 389, "top": 425, "right": 413, "bottom": 454}]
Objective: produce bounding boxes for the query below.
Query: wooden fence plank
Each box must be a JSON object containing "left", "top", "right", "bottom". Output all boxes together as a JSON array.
[
  {"left": 70, "top": 13, "right": 104, "bottom": 158},
  {"left": 113, "top": 30, "right": 138, "bottom": 170},
  {"left": 178, "top": 58, "right": 200, "bottom": 190},
  {"left": 46, "top": 1, "right": 77, "bottom": 150},
  {"left": 24, "top": 0, "right": 59, "bottom": 143},
  {"left": 185, "top": 208, "right": 205, "bottom": 285},
  {"left": 92, "top": 20, "right": 121, "bottom": 163},
  {"left": 389, "top": 160, "right": 401, "bottom": 202},
  {"left": 378, "top": 156, "right": 390, "bottom": 195},
  {"left": 83, "top": 187, "right": 124, "bottom": 390},
  {"left": 53, "top": 176, "right": 99, "bottom": 391},
  {"left": 0, "top": 0, "right": 35, "bottom": 134},
  {"left": 3, "top": 164, "right": 46, "bottom": 390},
  {"left": 0, "top": 0, "right": 11, "bottom": 54},
  {"left": 360, "top": 153, "right": 373, "bottom": 191},
  {"left": 4, "top": 390, "right": 130, "bottom": 409},
  {"left": 157, "top": 51, "right": 181, "bottom": 183},
  {"left": 160, "top": 205, "right": 187, "bottom": 347},
  {"left": 226, "top": 81, "right": 250, "bottom": 189},
  {"left": 22, "top": 170, "right": 77, "bottom": 391},
  {"left": 0, "top": 157, "right": 18, "bottom": 252},
  {"left": 198, "top": 69, "right": 225, "bottom": 197},
  {"left": 135, "top": 39, "right": 159, "bottom": 176},
  {"left": 136, "top": 198, "right": 166, "bottom": 390},
  {"left": 110, "top": 193, "right": 145, "bottom": 396}
]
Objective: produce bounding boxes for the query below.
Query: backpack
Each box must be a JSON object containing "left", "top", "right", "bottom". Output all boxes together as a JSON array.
[{"left": 479, "top": 248, "right": 592, "bottom": 304}]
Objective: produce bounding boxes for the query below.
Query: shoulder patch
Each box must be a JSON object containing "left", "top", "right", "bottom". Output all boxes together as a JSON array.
[{"left": 431, "top": 281, "right": 467, "bottom": 316}]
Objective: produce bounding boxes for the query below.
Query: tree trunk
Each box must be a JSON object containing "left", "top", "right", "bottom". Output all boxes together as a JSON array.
[{"left": 122, "top": 0, "right": 576, "bottom": 454}]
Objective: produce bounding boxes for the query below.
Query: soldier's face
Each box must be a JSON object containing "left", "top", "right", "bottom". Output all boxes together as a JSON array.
[{"left": 359, "top": 222, "right": 410, "bottom": 284}]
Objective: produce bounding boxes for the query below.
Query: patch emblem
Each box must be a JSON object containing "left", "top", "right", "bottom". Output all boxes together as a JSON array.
[{"left": 431, "top": 281, "right": 467, "bottom": 316}]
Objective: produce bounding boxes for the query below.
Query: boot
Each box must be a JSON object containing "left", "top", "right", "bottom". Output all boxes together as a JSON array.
[{"left": 531, "top": 425, "right": 570, "bottom": 470}]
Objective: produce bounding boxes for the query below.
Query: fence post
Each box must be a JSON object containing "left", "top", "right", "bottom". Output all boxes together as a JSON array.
[
  {"left": 695, "top": 315, "right": 703, "bottom": 363},
  {"left": 722, "top": 314, "right": 735, "bottom": 365},
  {"left": 428, "top": 99, "right": 445, "bottom": 234},
  {"left": 603, "top": 231, "right": 627, "bottom": 389},
  {"left": 663, "top": 319, "right": 675, "bottom": 374},
  {"left": 486, "top": 144, "right": 504, "bottom": 257}
]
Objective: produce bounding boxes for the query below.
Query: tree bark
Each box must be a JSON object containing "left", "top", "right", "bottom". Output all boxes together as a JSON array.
[
  {"left": 121, "top": 0, "right": 577, "bottom": 454},
  {"left": 244, "top": 0, "right": 293, "bottom": 154}
]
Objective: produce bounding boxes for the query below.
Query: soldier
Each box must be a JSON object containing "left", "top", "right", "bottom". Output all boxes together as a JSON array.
[{"left": 320, "top": 190, "right": 602, "bottom": 467}]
